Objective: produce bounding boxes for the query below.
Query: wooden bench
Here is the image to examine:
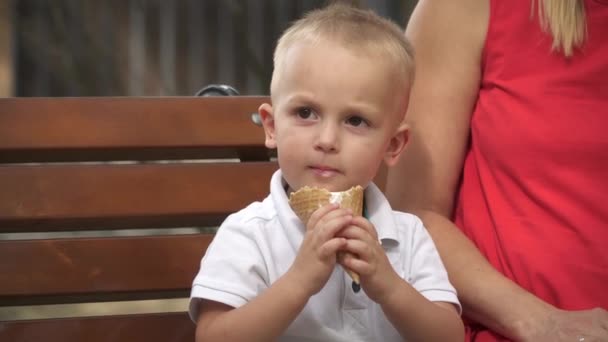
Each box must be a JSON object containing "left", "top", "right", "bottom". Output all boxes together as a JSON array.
[{"left": 0, "top": 96, "right": 277, "bottom": 342}]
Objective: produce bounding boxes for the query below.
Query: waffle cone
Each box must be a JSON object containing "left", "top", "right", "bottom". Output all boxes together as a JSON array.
[{"left": 288, "top": 185, "right": 363, "bottom": 284}]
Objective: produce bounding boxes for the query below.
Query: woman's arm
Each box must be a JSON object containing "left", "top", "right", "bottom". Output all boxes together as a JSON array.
[
  {"left": 389, "top": 0, "right": 483, "bottom": 217},
  {"left": 386, "top": 0, "right": 553, "bottom": 339}
]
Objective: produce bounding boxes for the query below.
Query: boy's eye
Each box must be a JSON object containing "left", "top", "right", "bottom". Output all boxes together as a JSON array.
[
  {"left": 296, "top": 108, "right": 314, "bottom": 119},
  {"left": 346, "top": 116, "right": 367, "bottom": 127}
]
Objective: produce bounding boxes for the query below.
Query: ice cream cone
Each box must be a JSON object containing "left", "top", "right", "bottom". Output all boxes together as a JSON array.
[{"left": 288, "top": 185, "right": 363, "bottom": 285}]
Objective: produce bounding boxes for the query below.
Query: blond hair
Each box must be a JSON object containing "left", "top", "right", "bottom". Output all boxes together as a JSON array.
[
  {"left": 534, "top": 0, "right": 586, "bottom": 57},
  {"left": 271, "top": 3, "right": 414, "bottom": 96}
]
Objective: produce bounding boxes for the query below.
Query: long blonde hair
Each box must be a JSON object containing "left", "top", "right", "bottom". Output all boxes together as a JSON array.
[{"left": 534, "top": 0, "right": 586, "bottom": 57}]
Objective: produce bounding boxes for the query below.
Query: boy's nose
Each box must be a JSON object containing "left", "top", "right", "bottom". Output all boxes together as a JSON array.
[{"left": 314, "top": 123, "right": 339, "bottom": 153}]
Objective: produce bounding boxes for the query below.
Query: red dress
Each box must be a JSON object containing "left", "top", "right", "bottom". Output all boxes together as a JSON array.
[{"left": 453, "top": 0, "right": 608, "bottom": 340}]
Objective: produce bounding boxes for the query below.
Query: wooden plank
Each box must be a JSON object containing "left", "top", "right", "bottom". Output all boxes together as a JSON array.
[
  {"left": 0, "top": 312, "right": 194, "bottom": 342},
  {"left": 0, "top": 162, "right": 277, "bottom": 232},
  {"left": 0, "top": 235, "right": 211, "bottom": 306},
  {"left": 0, "top": 96, "right": 269, "bottom": 162},
  {"left": 0, "top": 0, "right": 13, "bottom": 97}
]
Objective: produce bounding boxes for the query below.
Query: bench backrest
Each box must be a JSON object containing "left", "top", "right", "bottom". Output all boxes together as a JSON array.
[{"left": 0, "top": 96, "right": 276, "bottom": 342}]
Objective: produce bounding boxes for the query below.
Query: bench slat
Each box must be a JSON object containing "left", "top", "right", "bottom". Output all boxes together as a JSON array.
[
  {"left": 0, "top": 312, "right": 194, "bottom": 342},
  {"left": 0, "top": 162, "right": 277, "bottom": 232},
  {"left": 0, "top": 235, "right": 211, "bottom": 306},
  {"left": 0, "top": 97, "right": 269, "bottom": 162}
]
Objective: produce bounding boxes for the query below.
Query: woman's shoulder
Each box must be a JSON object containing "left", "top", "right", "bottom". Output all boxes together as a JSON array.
[{"left": 408, "top": 0, "right": 489, "bottom": 30}]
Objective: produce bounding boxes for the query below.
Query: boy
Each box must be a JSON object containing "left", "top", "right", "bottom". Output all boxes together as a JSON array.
[{"left": 190, "top": 4, "right": 463, "bottom": 341}]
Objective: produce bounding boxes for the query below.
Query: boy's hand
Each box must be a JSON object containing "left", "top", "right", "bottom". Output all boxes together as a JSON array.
[
  {"left": 338, "top": 216, "right": 402, "bottom": 304},
  {"left": 288, "top": 203, "right": 352, "bottom": 297}
]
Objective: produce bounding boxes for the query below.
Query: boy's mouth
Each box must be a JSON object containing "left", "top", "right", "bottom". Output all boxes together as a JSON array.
[{"left": 309, "top": 165, "right": 340, "bottom": 177}]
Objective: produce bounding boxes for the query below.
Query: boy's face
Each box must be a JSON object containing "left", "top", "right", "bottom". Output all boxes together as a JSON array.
[{"left": 260, "top": 40, "right": 409, "bottom": 192}]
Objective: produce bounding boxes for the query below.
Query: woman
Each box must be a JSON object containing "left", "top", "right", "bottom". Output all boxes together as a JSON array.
[{"left": 386, "top": 0, "right": 608, "bottom": 340}]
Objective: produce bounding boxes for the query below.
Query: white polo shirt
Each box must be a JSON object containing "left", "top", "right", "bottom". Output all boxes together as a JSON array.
[{"left": 190, "top": 170, "right": 460, "bottom": 341}]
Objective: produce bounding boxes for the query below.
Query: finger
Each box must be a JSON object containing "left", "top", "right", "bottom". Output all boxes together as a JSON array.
[
  {"left": 338, "top": 225, "right": 383, "bottom": 257},
  {"left": 599, "top": 310, "right": 608, "bottom": 332},
  {"left": 315, "top": 210, "right": 353, "bottom": 241},
  {"left": 588, "top": 308, "right": 608, "bottom": 332},
  {"left": 350, "top": 216, "right": 379, "bottom": 241},
  {"left": 318, "top": 237, "right": 347, "bottom": 259},
  {"left": 339, "top": 249, "right": 372, "bottom": 275},
  {"left": 307, "top": 203, "right": 339, "bottom": 231},
  {"left": 338, "top": 225, "right": 375, "bottom": 243},
  {"left": 341, "top": 239, "right": 375, "bottom": 262}
]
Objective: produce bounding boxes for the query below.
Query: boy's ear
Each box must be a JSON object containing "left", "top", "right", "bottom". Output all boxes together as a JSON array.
[
  {"left": 259, "top": 103, "right": 277, "bottom": 149},
  {"left": 384, "top": 122, "right": 409, "bottom": 166}
]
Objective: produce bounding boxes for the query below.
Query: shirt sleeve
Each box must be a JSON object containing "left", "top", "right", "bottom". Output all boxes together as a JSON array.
[
  {"left": 189, "top": 213, "right": 269, "bottom": 322},
  {"left": 407, "top": 216, "right": 462, "bottom": 314}
]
